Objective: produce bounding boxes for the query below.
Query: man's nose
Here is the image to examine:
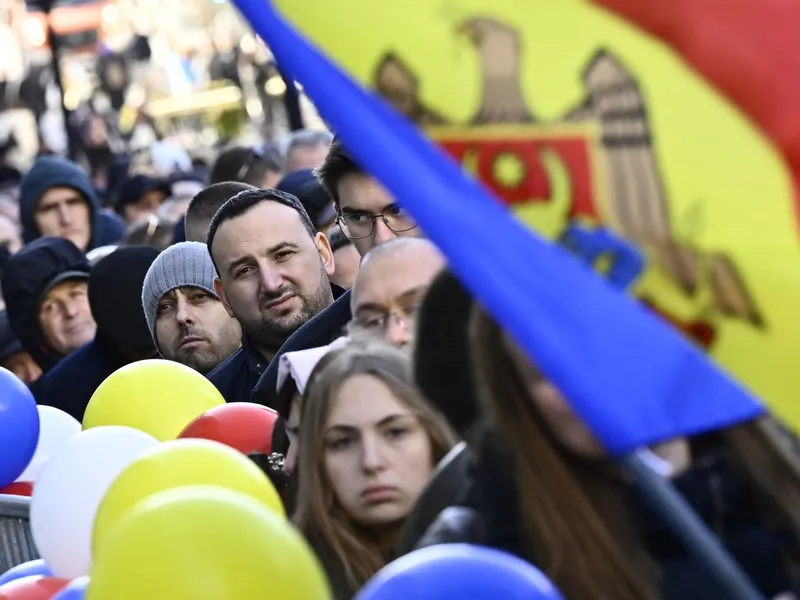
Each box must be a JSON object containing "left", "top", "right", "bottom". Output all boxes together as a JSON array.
[
  {"left": 58, "top": 204, "right": 73, "bottom": 226},
  {"left": 175, "top": 299, "right": 192, "bottom": 325},
  {"left": 385, "top": 314, "right": 411, "bottom": 348},
  {"left": 373, "top": 218, "right": 397, "bottom": 245},
  {"left": 258, "top": 265, "right": 284, "bottom": 293},
  {"left": 63, "top": 298, "right": 83, "bottom": 318}
]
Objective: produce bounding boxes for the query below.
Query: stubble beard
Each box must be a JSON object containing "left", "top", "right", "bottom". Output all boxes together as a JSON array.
[{"left": 246, "top": 268, "right": 334, "bottom": 355}]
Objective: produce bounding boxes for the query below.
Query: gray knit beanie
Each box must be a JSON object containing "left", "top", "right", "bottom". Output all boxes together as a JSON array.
[{"left": 141, "top": 241, "right": 219, "bottom": 344}]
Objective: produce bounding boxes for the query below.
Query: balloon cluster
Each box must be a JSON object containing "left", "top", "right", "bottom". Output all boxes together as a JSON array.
[
  {"left": 0, "top": 361, "right": 565, "bottom": 600},
  {"left": 0, "top": 362, "right": 326, "bottom": 600}
]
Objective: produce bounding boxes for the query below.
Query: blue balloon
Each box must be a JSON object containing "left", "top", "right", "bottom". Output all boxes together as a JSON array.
[
  {"left": 0, "top": 559, "right": 52, "bottom": 587},
  {"left": 355, "top": 544, "right": 564, "bottom": 600},
  {"left": 0, "top": 367, "right": 39, "bottom": 487},
  {"left": 52, "top": 576, "right": 90, "bottom": 600}
]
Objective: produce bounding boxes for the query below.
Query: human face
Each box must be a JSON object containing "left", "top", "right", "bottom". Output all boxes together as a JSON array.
[
  {"left": 287, "top": 143, "right": 330, "bottom": 172},
  {"left": 38, "top": 280, "right": 96, "bottom": 355},
  {"left": 331, "top": 244, "right": 360, "bottom": 290},
  {"left": 212, "top": 201, "right": 335, "bottom": 358},
  {"left": 284, "top": 393, "right": 302, "bottom": 475},
  {"left": 504, "top": 334, "right": 605, "bottom": 459},
  {"left": 155, "top": 286, "right": 242, "bottom": 374},
  {"left": 35, "top": 188, "right": 92, "bottom": 252},
  {"left": 336, "top": 173, "right": 420, "bottom": 257},
  {"left": 353, "top": 244, "right": 444, "bottom": 348},
  {"left": 123, "top": 190, "right": 166, "bottom": 225},
  {"left": 323, "top": 374, "right": 434, "bottom": 526}
]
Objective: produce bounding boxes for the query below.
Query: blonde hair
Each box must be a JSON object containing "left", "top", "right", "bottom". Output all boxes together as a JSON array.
[{"left": 293, "top": 338, "right": 457, "bottom": 591}]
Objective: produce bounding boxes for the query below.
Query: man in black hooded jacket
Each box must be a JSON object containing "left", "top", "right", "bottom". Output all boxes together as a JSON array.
[
  {"left": 18, "top": 156, "right": 124, "bottom": 253},
  {"left": 36, "top": 246, "right": 160, "bottom": 421},
  {"left": 1, "top": 237, "right": 95, "bottom": 392}
]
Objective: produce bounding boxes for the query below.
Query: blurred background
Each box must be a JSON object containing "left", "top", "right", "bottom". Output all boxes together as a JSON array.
[{"left": 0, "top": 0, "right": 325, "bottom": 184}]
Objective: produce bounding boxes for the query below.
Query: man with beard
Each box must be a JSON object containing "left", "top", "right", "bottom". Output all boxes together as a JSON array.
[
  {"left": 206, "top": 188, "right": 343, "bottom": 402},
  {"left": 142, "top": 242, "right": 242, "bottom": 375}
]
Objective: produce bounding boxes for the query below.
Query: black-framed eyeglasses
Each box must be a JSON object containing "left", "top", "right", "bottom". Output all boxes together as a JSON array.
[{"left": 337, "top": 204, "right": 418, "bottom": 240}]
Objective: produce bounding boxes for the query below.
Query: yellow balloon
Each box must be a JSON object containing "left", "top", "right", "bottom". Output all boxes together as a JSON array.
[
  {"left": 83, "top": 360, "right": 224, "bottom": 441},
  {"left": 92, "top": 439, "right": 285, "bottom": 557},
  {"left": 86, "top": 485, "right": 331, "bottom": 600}
]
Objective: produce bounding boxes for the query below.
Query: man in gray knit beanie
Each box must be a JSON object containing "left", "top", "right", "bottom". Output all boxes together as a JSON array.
[{"left": 141, "top": 241, "right": 241, "bottom": 373}]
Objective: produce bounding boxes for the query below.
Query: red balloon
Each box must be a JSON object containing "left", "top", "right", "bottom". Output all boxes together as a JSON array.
[
  {"left": 0, "top": 482, "right": 33, "bottom": 497},
  {"left": 0, "top": 576, "right": 69, "bottom": 600},
  {"left": 178, "top": 403, "right": 279, "bottom": 455}
]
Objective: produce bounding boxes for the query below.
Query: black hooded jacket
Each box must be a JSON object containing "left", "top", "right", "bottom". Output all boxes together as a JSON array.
[
  {"left": 1, "top": 237, "right": 92, "bottom": 374},
  {"left": 18, "top": 156, "right": 125, "bottom": 250},
  {"left": 36, "top": 246, "right": 159, "bottom": 420}
]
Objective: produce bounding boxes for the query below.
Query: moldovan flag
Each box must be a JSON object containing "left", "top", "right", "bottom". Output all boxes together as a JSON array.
[{"left": 233, "top": 0, "right": 779, "bottom": 454}]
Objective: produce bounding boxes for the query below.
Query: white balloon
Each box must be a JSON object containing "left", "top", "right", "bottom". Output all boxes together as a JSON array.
[
  {"left": 30, "top": 426, "right": 159, "bottom": 579},
  {"left": 16, "top": 406, "right": 81, "bottom": 483}
]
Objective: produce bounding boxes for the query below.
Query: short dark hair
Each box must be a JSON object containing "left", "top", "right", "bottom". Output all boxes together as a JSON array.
[
  {"left": 185, "top": 181, "right": 255, "bottom": 242},
  {"left": 206, "top": 188, "right": 316, "bottom": 270},
  {"left": 314, "top": 137, "right": 362, "bottom": 206},
  {"left": 209, "top": 145, "right": 284, "bottom": 186},
  {"left": 327, "top": 224, "right": 352, "bottom": 253}
]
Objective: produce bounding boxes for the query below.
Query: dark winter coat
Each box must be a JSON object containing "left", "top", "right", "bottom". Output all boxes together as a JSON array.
[{"left": 36, "top": 246, "right": 159, "bottom": 420}]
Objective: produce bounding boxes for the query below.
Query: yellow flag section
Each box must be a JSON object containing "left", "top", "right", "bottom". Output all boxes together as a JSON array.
[{"left": 275, "top": 0, "right": 800, "bottom": 427}]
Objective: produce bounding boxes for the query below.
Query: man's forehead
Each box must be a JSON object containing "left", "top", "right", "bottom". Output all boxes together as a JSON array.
[
  {"left": 43, "top": 278, "right": 87, "bottom": 300},
  {"left": 355, "top": 248, "right": 444, "bottom": 307},
  {"left": 39, "top": 187, "right": 84, "bottom": 205},
  {"left": 213, "top": 202, "right": 310, "bottom": 256},
  {"left": 338, "top": 173, "right": 394, "bottom": 210}
]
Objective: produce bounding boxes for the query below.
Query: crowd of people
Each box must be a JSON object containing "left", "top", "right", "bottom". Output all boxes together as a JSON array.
[{"left": 1, "top": 126, "right": 800, "bottom": 600}]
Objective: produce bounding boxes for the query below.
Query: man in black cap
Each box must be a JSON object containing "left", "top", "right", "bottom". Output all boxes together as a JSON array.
[
  {"left": 113, "top": 174, "right": 171, "bottom": 226},
  {"left": 275, "top": 169, "right": 337, "bottom": 233},
  {"left": 36, "top": 246, "right": 160, "bottom": 420},
  {"left": 1, "top": 237, "right": 96, "bottom": 385}
]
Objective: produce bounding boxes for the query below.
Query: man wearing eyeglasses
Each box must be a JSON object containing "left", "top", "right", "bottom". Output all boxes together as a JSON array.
[
  {"left": 348, "top": 238, "right": 445, "bottom": 349},
  {"left": 316, "top": 137, "right": 422, "bottom": 256}
]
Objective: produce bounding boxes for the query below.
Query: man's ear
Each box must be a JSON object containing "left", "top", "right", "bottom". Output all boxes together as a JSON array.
[
  {"left": 315, "top": 232, "right": 336, "bottom": 277},
  {"left": 214, "top": 277, "right": 236, "bottom": 318}
]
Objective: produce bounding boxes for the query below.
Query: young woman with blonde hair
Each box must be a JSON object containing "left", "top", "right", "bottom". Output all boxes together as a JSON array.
[{"left": 293, "top": 338, "right": 458, "bottom": 598}]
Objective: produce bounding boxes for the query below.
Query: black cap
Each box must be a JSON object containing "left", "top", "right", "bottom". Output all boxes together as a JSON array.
[
  {"left": 114, "top": 174, "right": 171, "bottom": 216},
  {"left": 276, "top": 169, "right": 337, "bottom": 230}
]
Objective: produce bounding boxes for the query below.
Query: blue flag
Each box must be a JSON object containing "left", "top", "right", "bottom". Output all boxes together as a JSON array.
[{"left": 233, "top": 0, "right": 765, "bottom": 455}]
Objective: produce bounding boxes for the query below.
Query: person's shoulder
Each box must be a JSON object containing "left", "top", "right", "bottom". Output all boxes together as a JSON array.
[
  {"left": 41, "top": 342, "right": 101, "bottom": 381},
  {"left": 291, "top": 289, "right": 352, "bottom": 347},
  {"left": 249, "top": 290, "right": 352, "bottom": 408}
]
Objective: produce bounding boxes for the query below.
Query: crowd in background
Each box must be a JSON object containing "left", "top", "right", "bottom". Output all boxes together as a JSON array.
[{"left": 0, "top": 116, "right": 798, "bottom": 599}]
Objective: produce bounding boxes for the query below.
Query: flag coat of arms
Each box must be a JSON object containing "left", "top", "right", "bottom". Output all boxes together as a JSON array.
[{"left": 267, "top": 0, "right": 800, "bottom": 430}]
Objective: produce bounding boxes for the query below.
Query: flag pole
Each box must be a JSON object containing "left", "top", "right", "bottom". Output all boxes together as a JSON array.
[{"left": 623, "top": 452, "right": 765, "bottom": 600}]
